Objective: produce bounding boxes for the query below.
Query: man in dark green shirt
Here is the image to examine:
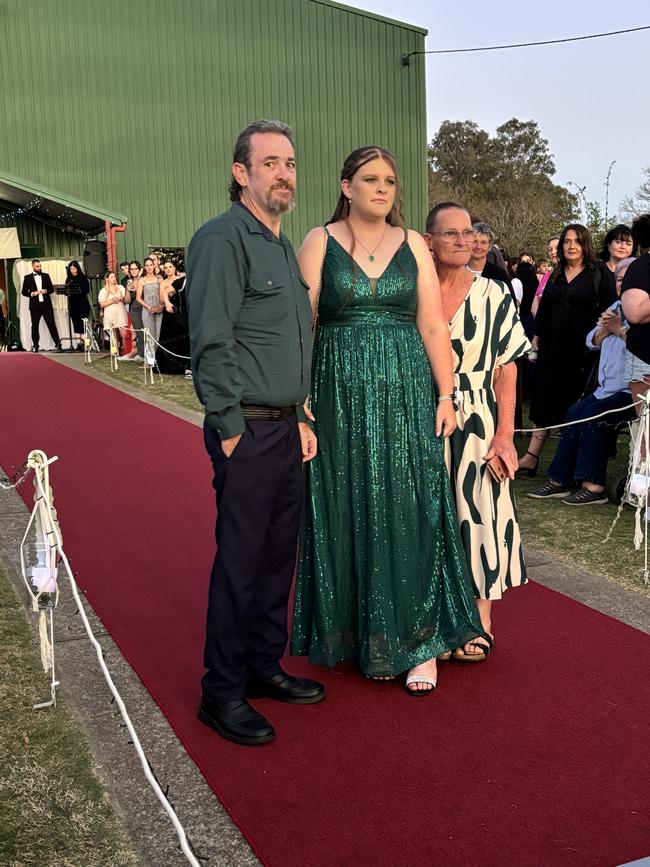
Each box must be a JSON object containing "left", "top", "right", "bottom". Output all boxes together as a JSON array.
[{"left": 187, "top": 120, "right": 323, "bottom": 747}]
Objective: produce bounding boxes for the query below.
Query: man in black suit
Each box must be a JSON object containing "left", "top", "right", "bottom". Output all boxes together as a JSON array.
[{"left": 21, "top": 260, "right": 62, "bottom": 351}]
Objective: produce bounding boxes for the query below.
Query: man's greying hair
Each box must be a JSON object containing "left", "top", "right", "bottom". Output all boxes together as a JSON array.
[
  {"left": 228, "top": 119, "right": 294, "bottom": 201},
  {"left": 472, "top": 222, "right": 495, "bottom": 243}
]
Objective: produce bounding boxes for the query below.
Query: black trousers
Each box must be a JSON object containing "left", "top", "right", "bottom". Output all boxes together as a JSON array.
[
  {"left": 202, "top": 417, "right": 303, "bottom": 701},
  {"left": 30, "top": 300, "right": 60, "bottom": 349}
]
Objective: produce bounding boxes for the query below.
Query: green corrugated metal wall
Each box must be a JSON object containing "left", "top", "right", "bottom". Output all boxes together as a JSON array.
[{"left": 0, "top": 0, "right": 426, "bottom": 257}]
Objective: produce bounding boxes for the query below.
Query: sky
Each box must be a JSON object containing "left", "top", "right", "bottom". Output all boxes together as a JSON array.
[{"left": 350, "top": 0, "right": 650, "bottom": 220}]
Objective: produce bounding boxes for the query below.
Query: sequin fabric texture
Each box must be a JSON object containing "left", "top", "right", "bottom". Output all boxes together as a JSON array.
[{"left": 291, "top": 233, "right": 485, "bottom": 677}]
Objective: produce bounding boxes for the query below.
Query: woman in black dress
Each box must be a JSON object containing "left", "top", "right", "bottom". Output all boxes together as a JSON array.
[
  {"left": 156, "top": 261, "right": 190, "bottom": 374},
  {"left": 599, "top": 224, "right": 633, "bottom": 274},
  {"left": 65, "top": 260, "right": 91, "bottom": 350},
  {"left": 518, "top": 224, "right": 616, "bottom": 474}
]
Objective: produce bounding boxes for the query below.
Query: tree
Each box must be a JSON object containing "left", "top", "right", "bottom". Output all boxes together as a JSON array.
[
  {"left": 621, "top": 167, "right": 650, "bottom": 220},
  {"left": 491, "top": 119, "right": 555, "bottom": 182},
  {"left": 427, "top": 121, "right": 492, "bottom": 196},
  {"left": 583, "top": 200, "right": 608, "bottom": 254},
  {"left": 428, "top": 119, "right": 579, "bottom": 257}
]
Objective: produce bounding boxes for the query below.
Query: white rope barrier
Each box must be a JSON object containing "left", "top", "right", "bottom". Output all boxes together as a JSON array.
[
  {"left": 79, "top": 322, "right": 191, "bottom": 365},
  {"left": 4, "top": 451, "right": 202, "bottom": 866},
  {"left": 80, "top": 323, "right": 190, "bottom": 387},
  {"left": 124, "top": 324, "right": 191, "bottom": 361},
  {"left": 514, "top": 399, "right": 642, "bottom": 434},
  {"left": 510, "top": 385, "right": 649, "bottom": 582}
]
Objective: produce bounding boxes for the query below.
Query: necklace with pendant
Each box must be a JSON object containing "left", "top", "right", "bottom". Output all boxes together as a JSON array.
[{"left": 347, "top": 220, "right": 388, "bottom": 262}]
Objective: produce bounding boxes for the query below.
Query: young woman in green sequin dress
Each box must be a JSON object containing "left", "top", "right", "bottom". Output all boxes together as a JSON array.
[{"left": 290, "top": 147, "right": 485, "bottom": 694}]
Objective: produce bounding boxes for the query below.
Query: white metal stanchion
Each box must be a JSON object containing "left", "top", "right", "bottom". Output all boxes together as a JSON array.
[
  {"left": 19, "top": 450, "right": 61, "bottom": 709},
  {"left": 109, "top": 328, "right": 119, "bottom": 372},
  {"left": 82, "top": 318, "right": 98, "bottom": 364},
  {"left": 4, "top": 450, "right": 202, "bottom": 866},
  {"left": 142, "top": 326, "right": 161, "bottom": 384}
]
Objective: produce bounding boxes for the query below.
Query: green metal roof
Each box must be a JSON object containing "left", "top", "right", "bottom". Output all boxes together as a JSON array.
[
  {"left": 0, "top": 170, "right": 128, "bottom": 235},
  {"left": 310, "top": 0, "right": 428, "bottom": 35}
]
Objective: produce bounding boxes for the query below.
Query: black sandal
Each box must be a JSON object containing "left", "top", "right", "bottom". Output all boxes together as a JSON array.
[
  {"left": 453, "top": 633, "right": 494, "bottom": 663},
  {"left": 516, "top": 451, "right": 539, "bottom": 478}
]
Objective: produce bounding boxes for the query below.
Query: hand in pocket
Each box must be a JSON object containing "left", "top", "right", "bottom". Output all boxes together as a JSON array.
[{"left": 221, "top": 433, "right": 243, "bottom": 458}]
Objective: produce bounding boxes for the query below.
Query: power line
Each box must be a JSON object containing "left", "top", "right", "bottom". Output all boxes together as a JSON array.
[{"left": 402, "top": 24, "right": 650, "bottom": 65}]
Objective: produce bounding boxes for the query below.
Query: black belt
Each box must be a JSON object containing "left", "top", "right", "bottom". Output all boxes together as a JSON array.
[{"left": 241, "top": 404, "right": 296, "bottom": 420}]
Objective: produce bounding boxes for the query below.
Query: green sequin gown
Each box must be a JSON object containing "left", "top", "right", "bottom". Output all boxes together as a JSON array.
[{"left": 291, "top": 233, "right": 484, "bottom": 677}]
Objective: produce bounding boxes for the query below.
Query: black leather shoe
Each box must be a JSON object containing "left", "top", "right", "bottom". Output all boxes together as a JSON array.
[
  {"left": 245, "top": 671, "right": 325, "bottom": 704},
  {"left": 197, "top": 697, "right": 275, "bottom": 746}
]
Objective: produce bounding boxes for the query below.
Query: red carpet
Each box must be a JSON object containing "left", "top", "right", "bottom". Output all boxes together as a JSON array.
[{"left": 1, "top": 353, "right": 649, "bottom": 867}]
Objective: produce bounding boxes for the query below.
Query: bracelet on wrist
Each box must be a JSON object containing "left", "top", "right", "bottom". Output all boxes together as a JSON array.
[{"left": 437, "top": 388, "right": 459, "bottom": 410}]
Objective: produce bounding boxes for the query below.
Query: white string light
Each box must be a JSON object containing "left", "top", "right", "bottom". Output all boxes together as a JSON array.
[
  {"left": 0, "top": 196, "right": 98, "bottom": 240},
  {"left": 0, "top": 197, "right": 42, "bottom": 221}
]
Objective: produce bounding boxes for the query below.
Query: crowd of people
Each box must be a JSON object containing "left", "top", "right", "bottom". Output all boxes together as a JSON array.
[
  {"left": 114, "top": 254, "right": 191, "bottom": 375},
  {"left": 510, "top": 221, "right": 647, "bottom": 510},
  {"left": 452, "top": 216, "right": 647, "bottom": 510},
  {"left": 19, "top": 252, "right": 191, "bottom": 375}
]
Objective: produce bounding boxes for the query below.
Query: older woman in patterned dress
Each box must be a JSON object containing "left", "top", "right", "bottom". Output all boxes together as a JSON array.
[{"left": 425, "top": 202, "right": 531, "bottom": 660}]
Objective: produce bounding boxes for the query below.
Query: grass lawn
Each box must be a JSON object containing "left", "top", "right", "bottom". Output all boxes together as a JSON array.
[
  {"left": 0, "top": 564, "right": 137, "bottom": 867},
  {"left": 88, "top": 356, "right": 649, "bottom": 593},
  {"left": 92, "top": 355, "right": 202, "bottom": 415}
]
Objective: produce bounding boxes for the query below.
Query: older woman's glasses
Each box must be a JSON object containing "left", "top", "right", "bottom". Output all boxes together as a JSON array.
[{"left": 432, "top": 229, "right": 476, "bottom": 243}]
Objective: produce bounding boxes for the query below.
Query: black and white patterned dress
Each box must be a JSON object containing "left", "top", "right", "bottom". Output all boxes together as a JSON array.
[{"left": 445, "top": 276, "right": 531, "bottom": 600}]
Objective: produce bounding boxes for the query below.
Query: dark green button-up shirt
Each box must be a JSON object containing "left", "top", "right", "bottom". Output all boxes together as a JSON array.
[{"left": 186, "top": 203, "right": 312, "bottom": 439}]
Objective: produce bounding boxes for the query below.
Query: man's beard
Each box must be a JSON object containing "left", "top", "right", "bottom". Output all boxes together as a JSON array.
[{"left": 265, "top": 184, "right": 296, "bottom": 215}]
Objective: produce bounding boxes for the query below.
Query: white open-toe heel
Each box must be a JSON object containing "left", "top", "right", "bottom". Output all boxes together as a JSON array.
[{"left": 404, "top": 674, "right": 437, "bottom": 697}]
